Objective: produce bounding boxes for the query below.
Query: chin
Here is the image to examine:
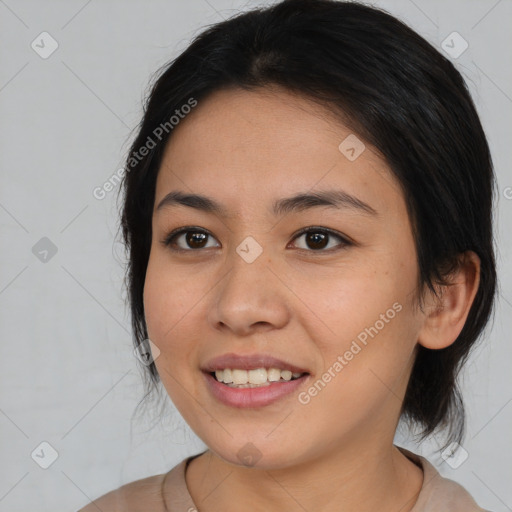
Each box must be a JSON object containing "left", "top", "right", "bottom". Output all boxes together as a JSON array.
[{"left": 204, "top": 436, "right": 307, "bottom": 471}]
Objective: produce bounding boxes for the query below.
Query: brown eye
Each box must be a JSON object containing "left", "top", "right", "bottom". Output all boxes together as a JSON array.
[
  {"left": 162, "top": 228, "right": 220, "bottom": 251},
  {"left": 290, "top": 228, "right": 351, "bottom": 252},
  {"left": 304, "top": 231, "right": 329, "bottom": 250},
  {"left": 183, "top": 231, "right": 208, "bottom": 249}
]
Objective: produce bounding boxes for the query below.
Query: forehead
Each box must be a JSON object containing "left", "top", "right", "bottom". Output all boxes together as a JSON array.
[
  {"left": 155, "top": 87, "right": 403, "bottom": 219},
  {"left": 162, "top": 86, "right": 365, "bottom": 164}
]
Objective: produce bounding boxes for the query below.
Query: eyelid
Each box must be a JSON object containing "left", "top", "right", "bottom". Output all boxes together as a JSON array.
[{"left": 161, "top": 226, "right": 353, "bottom": 252}]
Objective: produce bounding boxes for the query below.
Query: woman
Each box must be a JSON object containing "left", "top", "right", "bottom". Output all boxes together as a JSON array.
[{"left": 79, "top": 0, "right": 497, "bottom": 510}]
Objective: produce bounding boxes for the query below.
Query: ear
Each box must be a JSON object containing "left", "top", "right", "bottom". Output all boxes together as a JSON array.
[{"left": 417, "top": 251, "right": 481, "bottom": 350}]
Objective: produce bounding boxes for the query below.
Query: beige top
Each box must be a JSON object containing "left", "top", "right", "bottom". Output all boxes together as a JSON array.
[{"left": 78, "top": 446, "right": 491, "bottom": 511}]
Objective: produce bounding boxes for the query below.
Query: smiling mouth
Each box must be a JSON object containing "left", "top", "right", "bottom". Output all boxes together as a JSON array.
[{"left": 208, "top": 368, "right": 309, "bottom": 388}]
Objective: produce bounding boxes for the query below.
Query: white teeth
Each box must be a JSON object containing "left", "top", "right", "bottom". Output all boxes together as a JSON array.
[
  {"left": 232, "top": 369, "right": 248, "bottom": 384},
  {"left": 267, "top": 368, "right": 281, "bottom": 382},
  {"left": 281, "top": 370, "right": 292, "bottom": 381},
  {"left": 248, "top": 368, "right": 268, "bottom": 384},
  {"left": 225, "top": 381, "right": 272, "bottom": 388},
  {"left": 212, "top": 367, "right": 305, "bottom": 385}
]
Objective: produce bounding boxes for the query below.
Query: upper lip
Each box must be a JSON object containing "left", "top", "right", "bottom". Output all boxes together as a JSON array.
[{"left": 201, "top": 353, "right": 310, "bottom": 374}]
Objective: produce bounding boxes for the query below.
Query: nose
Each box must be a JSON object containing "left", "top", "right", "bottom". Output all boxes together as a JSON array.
[{"left": 208, "top": 248, "right": 291, "bottom": 337}]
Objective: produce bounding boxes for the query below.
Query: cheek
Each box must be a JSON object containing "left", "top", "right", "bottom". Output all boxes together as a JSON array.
[
  {"left": 313, "top": 256, "right": 419, "bottom": 384},
  {"left": 143, "top": 254, "right": 211, "bottom": 382},
  {"left": 143, "top": 252, "right": 192, "bottom": 337},
  {"left": 142, "top": 263, "right": 168, "bottom": 343},
  {"left": 143, "top": 257, "right": 187, "bottom": 361},
  {"left": 142, "top": 261, "right": 197, "bottom": 407}
]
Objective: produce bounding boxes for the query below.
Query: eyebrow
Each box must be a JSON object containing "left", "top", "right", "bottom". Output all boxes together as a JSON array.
[{"left": 155, "top": 189, "right": 378, "bottom": 217}]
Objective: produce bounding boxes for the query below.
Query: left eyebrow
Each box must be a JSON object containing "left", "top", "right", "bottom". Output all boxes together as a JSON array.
[{"left": 155, "top": 189, "right": 378, "bottom": 218}]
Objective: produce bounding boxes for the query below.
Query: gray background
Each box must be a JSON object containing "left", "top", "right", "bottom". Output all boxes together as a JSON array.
[{"left": 0, "top": 0, "right": 511, "bottom": 510}]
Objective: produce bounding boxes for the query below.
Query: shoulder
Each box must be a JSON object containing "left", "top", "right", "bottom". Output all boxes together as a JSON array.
[
  {"left": 414, "top": 456, "right": 488, "bottom": 511},
  {"left": 77, "top": 473, "right": 167, "bottom": 512},
  {"left": 396, "top": 446, "right": 489, "bottom": 512},
  {"left": 419, "top": 475, "right": 490, "bottom": 512}
]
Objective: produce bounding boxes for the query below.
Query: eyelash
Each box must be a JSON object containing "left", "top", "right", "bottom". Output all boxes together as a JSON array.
[{"left": 160, "top": 226, "right": 353, "bottom": 254}]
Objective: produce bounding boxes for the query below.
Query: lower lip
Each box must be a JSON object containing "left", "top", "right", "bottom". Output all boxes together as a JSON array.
[{"left": 202, "top": 371, "right": 310, "bottom": 408}]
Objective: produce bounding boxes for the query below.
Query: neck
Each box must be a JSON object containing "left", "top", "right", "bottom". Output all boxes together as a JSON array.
[{"left": 183, "top": 440, "right": 423, "bottom": 512}]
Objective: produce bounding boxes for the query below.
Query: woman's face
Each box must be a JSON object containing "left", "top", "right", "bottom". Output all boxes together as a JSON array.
[{"left": 144, "top": 86, "right": 427, "bottom": 469}]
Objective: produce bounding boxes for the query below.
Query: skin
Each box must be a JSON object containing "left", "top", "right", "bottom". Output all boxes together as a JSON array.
[{"left": 140, "top": 86, "right": 480, "bottom": 512}]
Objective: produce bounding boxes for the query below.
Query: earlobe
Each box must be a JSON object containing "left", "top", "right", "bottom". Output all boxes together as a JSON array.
[{"left": 417, "top": 251, "right": 481, "bottom": 350}]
